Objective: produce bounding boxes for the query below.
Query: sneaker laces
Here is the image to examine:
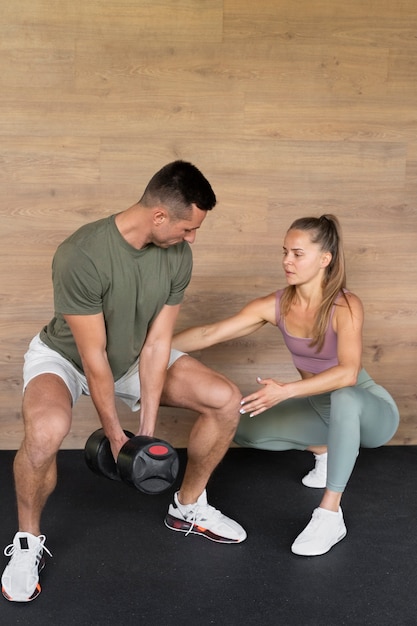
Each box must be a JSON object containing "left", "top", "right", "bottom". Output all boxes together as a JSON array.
[
  {"left": 308, "top": 508, "right": 323, "bottom": 529},
  {"left": 4, "top": 535, "right": 52, "bottom": 564},
  {"left": 183, "top": 501, "right": 221, "bottom": 537},
  {"left": 308, "top": 507, "right": 340, "bottom": 531}
]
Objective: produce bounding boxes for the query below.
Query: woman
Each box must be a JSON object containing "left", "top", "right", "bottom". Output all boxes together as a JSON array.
[{"left": 172, "top": 214, "right": 399, "bottom": 556}]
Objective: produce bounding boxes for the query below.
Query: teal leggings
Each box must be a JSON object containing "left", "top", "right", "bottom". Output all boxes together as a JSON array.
[{"left": 234, "top": 369, "right": 400, "bottom": 492}]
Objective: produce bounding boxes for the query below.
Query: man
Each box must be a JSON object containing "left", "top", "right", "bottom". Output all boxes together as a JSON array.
[{"left": 2, "top": 161, "right": 246, "bottom": 603}]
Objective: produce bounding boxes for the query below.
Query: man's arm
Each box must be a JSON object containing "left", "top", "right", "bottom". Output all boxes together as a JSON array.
[
  {"left": 138, "top": 303, "right": 181, "bottom": 436},
  {"left": 63, "top": 312, "right": 129, "bottom": 458}
]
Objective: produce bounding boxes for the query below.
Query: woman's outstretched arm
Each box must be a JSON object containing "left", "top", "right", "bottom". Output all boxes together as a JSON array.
[{"left": 172, "top": 292, "right": 277, "bottom": 353}]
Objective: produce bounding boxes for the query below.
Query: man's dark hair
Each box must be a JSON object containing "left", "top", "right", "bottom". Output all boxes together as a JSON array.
[{"left": 139, "top": 160, "right": 216, "bottom": 219}]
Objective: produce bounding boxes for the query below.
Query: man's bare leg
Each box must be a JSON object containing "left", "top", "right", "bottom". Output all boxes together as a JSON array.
[
  {"left": 15, "top": 374, "right": 73, "bottom": 535},
  {"left": 161, "top": 355, "right": 241, "bottom": 504}
]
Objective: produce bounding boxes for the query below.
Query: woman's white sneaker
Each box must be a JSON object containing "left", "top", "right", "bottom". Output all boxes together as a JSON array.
[
  {"left": 291, "top": 507, "right": 347, "bottom": 556},
  {"left": 302, "top": 452, "right": 327, "bottom": 488}
]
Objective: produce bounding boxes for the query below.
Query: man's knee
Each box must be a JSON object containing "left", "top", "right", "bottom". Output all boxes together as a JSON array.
[
  {"left": 188, "top": 374, "right": 241, "bottom": 429},
  {"left": 164, "top": 356, "right": 242, "bottom": 420},
  {"left": 22, "top": 375, "right": 73, "bottom": 457},
  {"left": 22, "top": 408, "right": 72, "bottom": 465},
  {"left": 22, "top": 431, "right": 69, "bottom": 473},
  {"left": 208, "top": 378, "right": 241, "bottom": 429}
]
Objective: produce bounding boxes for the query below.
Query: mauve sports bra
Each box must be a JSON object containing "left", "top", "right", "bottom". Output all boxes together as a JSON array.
[{"left": 275, "top": 289, "right": 343, "bottom": 374}]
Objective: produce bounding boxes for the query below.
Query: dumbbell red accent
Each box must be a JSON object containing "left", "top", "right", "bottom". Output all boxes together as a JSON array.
[
  {"left": 148, "top": 445, "right": 169, "bottom": 456},
  {"left": 85, "top": 429, "right": 179, "bottom": 494}
]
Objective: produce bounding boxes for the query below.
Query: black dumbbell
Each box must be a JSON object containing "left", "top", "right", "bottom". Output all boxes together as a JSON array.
[
  {"left": 84, "top": 428, "right": 179, "bottom": 495},
  {"left": 85, "top": 428, "right": 135, "bottom": 481}
]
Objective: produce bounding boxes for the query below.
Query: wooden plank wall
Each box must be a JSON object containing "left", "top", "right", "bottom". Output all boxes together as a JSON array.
[{"left": 1, "top": 0, "right": 416, "bottom": 449}]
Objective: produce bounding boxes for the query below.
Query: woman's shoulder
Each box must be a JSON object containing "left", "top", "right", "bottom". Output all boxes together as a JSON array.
[
  {"left": 335, "top": 290, "right": 364, "bottom": 321},
  {"left": 250, "top": 290, "right": 283, "bottom": 305},
  {"left": 274, "top": 287, "right": 286, "bottom": 303},
  {"left": 242, "top": 291, "right": 278, "bottom": 325},
  {"left": 338, "top": 289, "right": 362, "bottom": 307}
]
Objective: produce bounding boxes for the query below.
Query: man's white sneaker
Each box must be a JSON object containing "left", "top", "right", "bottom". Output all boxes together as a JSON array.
[
  {"left": 165, "top": 489, "right": 247, "bottom": 543},
  {"left": 1, "top": 532, "right": 52, "bottom": 602},
  {"left": 302, "top": 452, "right": 327, "bottom": 488},
  {"left": 291, "top": 507, "right": 347, "bottom": 556}
]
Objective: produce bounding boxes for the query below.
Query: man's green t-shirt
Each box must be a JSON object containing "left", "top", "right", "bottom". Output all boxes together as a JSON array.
[{"left": 40, "top": 215, "right": 192, "bottom": 380}]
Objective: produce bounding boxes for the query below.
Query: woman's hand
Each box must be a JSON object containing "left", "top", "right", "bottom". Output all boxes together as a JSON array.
[{"left": 239, "top": 376, "right": 289, "bottom": 417}]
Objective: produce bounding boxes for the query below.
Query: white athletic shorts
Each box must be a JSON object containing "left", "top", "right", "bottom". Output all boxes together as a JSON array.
[{"left": 23, "top": 333, "right": 185, "bottom": 411}]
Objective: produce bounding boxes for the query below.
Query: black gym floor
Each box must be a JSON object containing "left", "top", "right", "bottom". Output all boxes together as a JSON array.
[{"left": 1, "top": 446, "right": 416, "bottom": 625}]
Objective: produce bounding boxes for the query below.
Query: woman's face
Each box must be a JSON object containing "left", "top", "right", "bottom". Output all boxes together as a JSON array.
[{"left": 282, "top": 229, "right": 331, "bottom": 286}]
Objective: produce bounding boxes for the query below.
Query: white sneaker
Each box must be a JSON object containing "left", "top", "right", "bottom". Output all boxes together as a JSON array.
[
  {"left": 164, "top": 489, "right": 247, "bottom": 543},
  {"left": 291, "top": 507, "right": 347, "bottom": 556},
  {"left": 1, "top": 532, "right": 52, "bottom": 602},
  {"left": 302, "top": 452, "right": 327, "bottom": 488}
]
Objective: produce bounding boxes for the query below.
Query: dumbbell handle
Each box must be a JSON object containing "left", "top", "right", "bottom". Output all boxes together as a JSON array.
[{"left": 84, "top": 428, "right": 134, "bottom": 481}]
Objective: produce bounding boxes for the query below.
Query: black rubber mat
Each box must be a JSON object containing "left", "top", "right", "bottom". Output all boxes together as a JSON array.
[{"left": 1, "top": 446, "right": 416, "bottom": 625}]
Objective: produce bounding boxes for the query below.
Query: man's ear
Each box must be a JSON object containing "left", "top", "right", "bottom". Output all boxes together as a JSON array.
[{"left": 153, "top": 207, "right": 168, "bottom": 225}]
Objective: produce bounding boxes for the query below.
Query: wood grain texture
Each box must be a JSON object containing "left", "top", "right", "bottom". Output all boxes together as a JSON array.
[{"left": 1, "top": 0, "right": 416, "bottom": 449}]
